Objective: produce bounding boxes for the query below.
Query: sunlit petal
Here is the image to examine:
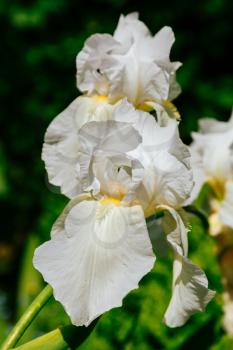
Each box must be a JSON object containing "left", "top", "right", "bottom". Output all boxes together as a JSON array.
[{"left": 33, "top": 197, "right": 155, "bottom": 326}]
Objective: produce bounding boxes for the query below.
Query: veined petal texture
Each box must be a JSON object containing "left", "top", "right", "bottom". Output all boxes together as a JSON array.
[{"left": 33, "top": 196, "right": 155, "bottom": 326}]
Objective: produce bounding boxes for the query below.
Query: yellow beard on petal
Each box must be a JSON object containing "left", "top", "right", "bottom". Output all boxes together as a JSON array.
[
  {"left": 99, "top": 193, "right": 157, "bottom": 219},
  {"left": 96, "top": 197, "right": 122, "bottom": 220},
  {"left": 92, "top": 95, "right": 109, "bottom": 102},
  {"left": 99, "top": 197, "right": 122, "bottom": 206},
  {"left": 97, "top": 195, "right": 143, "bottom": 219}
]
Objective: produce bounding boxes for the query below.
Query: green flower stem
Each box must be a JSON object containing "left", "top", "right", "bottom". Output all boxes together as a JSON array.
[
  {"left": 1, "top": 285, "right": 53, "bottom": 350},
  {"left": 9, "top": 322, "right": 98, "bottom": 350}
]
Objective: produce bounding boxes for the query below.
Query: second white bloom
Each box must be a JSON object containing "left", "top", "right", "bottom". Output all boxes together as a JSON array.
[{"left": 34, "top": 106, "right": 214, "bottom": 327}]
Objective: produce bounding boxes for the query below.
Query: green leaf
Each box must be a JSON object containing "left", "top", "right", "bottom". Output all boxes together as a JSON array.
[{"left": 11, "top": 322, "right": 98, "bottom": 350}]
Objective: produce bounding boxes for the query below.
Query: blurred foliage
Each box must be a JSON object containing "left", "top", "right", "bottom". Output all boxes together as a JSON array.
[{"left": 0, "top": 0, "right": 233, "bottom": 349}]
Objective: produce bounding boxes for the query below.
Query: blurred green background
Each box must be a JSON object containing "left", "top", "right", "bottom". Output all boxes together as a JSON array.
[{"left": 0, "top": 0, "right": 233, "bottom": 349}]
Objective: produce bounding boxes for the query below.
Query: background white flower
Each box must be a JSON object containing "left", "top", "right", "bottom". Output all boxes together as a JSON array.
[{"left": 190, "top": 110, "right": 233, "bottom": 228}]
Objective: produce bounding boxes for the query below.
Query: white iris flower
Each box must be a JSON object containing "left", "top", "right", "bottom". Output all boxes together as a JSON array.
[
  {"left": 76, "top": 12, "right": 181, "bottom": 118},
  {"left": 34, "top": 108, "right": 214, "bottom": 328},
  {"left": 33, "top": 11, "right": 214, "bottom": 330},
  {"left": 190, "top": 110, "right": 233, "bottom": 228}
]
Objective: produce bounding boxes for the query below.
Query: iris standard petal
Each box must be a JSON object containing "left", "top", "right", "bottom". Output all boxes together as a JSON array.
[
  {"left": 78, "top": 120, "right": 142, "bottom": 190},
  {"left": 75, "top": 13, "right": 181, "bottom": 105}
]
